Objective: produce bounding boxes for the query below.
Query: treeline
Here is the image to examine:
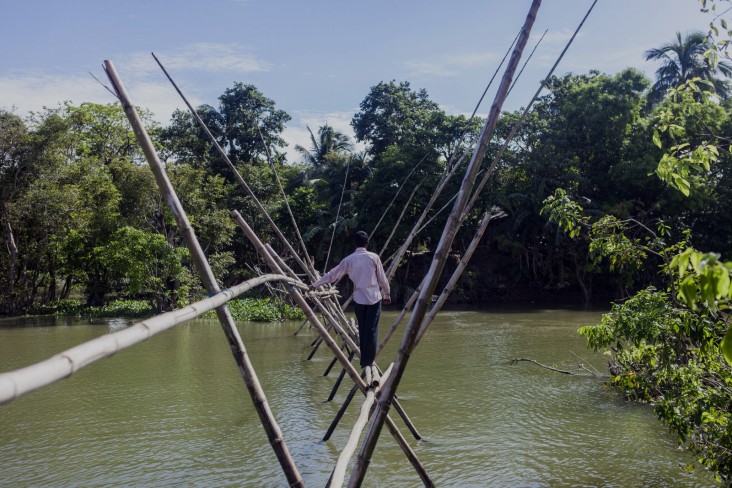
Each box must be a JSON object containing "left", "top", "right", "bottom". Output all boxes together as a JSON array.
[{"left": 1, "top": 65, "right": 730, "bottom": 314}]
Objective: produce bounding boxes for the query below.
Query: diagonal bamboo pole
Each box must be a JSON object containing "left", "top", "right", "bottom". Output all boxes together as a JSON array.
[
  {"left": 378, "top": 25, "right": 524, "bottom": 281},
  {"left": 415, "top": 210, "right": 507, "bottom": 346},
  {"left": 329, "top": 364, "right": 395, "bottom": 488},
  {"left": 151, "top": 53, "right": 315, "bottom": 281},
  {"left": 257, "top": 125, "right": 317, "bottom": 274},
  {"left": 347, "top": 3, "right": 542, "bottom": 486},
  {"left": 378, "top": 180, "right": 423, "bottom": 259},
  {"left": 371, "top": 26, "right": 520, "bottom": 269},
  {"left": 324, "top": 384, "right": 360, "bottom": 441},
  {"left": 464, "top": 0, "right": 600, "bottom": 220},
  {"left": 324, "top": 161, "right": 351, "bottom": 271},
  {"left": 103, "top": 60, "right": 304, "bottom": 488}
]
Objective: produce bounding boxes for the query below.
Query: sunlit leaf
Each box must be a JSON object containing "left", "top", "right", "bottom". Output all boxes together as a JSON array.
[
  {"left": 721, "top": 327, "right": 732, "bottom": 366},
  {"left": 652, "top": 129, "right": 662, "bottom": 148}
]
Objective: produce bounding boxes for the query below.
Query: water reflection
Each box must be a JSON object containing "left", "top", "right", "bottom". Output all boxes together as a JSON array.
[{"left": 0, "top": 311, "right": 714, "bottom": 487}]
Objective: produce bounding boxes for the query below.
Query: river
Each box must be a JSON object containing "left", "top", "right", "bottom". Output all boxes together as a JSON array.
[{"left": 0, "top": 310, "right": 714, "bottom": 487}]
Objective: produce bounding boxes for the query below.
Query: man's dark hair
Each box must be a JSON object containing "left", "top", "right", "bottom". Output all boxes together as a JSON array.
[{"left": 353, "top": 230, "right": 369, "bottom": 248}]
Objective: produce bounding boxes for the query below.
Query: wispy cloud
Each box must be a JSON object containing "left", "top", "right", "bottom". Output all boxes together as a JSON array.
[
  {"left": 0, "top": 70, "right": 188, "bottom": 125},
  {"left": 404, "top": 51, "right": 498, "bottom": 77},
  {"left": 125, "top": 43, "right": 274, "bottom": 76},
  {"left": 0, "top": 42, "right": 270, "bottom": 124},
  {"left": 0, "top": 72, "right": 108, "bottom": 114}
]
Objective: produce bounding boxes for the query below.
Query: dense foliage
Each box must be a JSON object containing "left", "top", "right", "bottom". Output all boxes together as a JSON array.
[{"left": 580, "top": 287, "right": 732, "bottom": 481}]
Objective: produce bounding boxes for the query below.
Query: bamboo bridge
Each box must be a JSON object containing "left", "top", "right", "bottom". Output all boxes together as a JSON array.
[{"left": 0, "top": 1, "right": 599, "bottom": 485}]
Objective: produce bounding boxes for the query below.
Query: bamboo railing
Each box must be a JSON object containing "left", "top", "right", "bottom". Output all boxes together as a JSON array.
[{"left": 0, "top": 274, "right": 294, "bottom": 405}]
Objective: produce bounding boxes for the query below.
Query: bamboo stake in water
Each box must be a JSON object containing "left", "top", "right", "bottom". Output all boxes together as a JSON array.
[{"left": 103, "top": 60, "right": 304, "bottom": 488}]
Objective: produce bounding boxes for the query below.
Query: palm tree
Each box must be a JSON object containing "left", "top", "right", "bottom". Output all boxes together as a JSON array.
[
  {"left": 644, "top": 31, "right": 732, "bottom": 105},
  {"left": 294, "top": 123, "right": 353, "bottom": 166}
]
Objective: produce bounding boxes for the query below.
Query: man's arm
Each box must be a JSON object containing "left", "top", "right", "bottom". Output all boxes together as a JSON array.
[
  {"left": 375, "top": 257, "right": 390, "bottom": 303},
  {"left": 310, "top": 258, "right": 348, "bottom": 289}
]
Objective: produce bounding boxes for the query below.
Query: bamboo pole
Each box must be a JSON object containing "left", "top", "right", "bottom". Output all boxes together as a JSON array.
[
  {"left": 377, "top": 181, "right": 422, "bottom": 259},
  {"left": 347, "top": 3, "right": 542, "bottom": 486},
  {"left": 0, "top": 274, "right": 294, "bottom": 405},
  {"left": 326, "top": 355, "right": 354, "bottom": 402},
  {"left": 324, "top": 161, "right": 351, "bottom": 271},
  {"left": 415, "top": 210, "right": 506, "bottom": 346},
  {"left": 232, "top": 210, "right": 433, "bottom": 485},
  {"left": 371, "top": 26, "right": 519, "bottom": 268},
  {"left": 324, "top": 384, "right": 359, "bottom": 441},
  {"left": 323, "top": 347, "right": 344, "bottom": 377},
  {"left": 330, "top": 364, "right": 394, "bottom": 488},
  {"left": 257, "top": 125, "right": 317, "bottom": 274},
  {"left": 103, "top": 61, "right": 304, "bottom": 488},
  {"left": 151, "top": 53, "right": 315, "bottom": 281},
  {"left": 376, "top": 285, "right": 420, "bottom": 354},
  {"left": 464, "top": 0, "right": 600, "bottom": 220}
]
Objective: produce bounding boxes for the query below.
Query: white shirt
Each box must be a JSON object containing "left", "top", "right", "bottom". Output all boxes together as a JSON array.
[{"left": 312, "top": 248, "right": 390, "bottom": 305}]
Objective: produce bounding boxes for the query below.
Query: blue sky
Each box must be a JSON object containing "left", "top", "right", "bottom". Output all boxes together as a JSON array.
[{"left": 0, "top": 0, "right": 715, "bottom": 161}]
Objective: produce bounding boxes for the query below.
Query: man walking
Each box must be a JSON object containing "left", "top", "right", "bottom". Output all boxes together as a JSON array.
[{"left": 310, "top": 231, "right": 390, "bottom": 372}]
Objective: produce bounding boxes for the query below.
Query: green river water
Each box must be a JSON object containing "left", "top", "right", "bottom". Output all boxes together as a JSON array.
[{"left": 0, "top": 310, "right": 716, "bottom": 487}]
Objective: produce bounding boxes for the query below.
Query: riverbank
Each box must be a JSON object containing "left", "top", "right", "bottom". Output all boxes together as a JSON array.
[{"left": 11, "top": 297, "right": 305, "bottom": 323}]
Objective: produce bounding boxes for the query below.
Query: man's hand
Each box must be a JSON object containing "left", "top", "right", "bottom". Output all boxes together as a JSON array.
[
  {"left": 308, "top": 284, "right": 316, "bottom": 291},
  {"left": 383, "top": 296, "right": 391, "bottom": 305}
]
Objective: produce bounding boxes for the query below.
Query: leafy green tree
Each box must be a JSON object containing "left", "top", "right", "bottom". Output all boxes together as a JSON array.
[
  {"left": 352, "top": 81, "right": 440, "bottom": 156},
  {"left": 484, "top": 70, "right": 655, "bottom": 300},
  {"left": 294, "top": 124, "right": 353, "bottom": 166},
  {"left": 350, "top": 81, "right": 483, "bottom": 260},
  {"left": 97, "top": 226, "right": 192, "bottom": 313},
  {"left": 0, "top": 110, "right": 29, "bottom": 312},
  {"left": 161, "top": 83, "right": 291, "bottom": 175},
  {"left": 295, "top": 134, "right": 364, "bottom": 265}
]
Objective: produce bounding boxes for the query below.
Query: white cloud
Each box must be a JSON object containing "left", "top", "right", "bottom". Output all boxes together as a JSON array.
[
  {"left": 404, "top": 51, "right": 499, "bottom": 77},
  {"left": 0, "top": 72, "right": 109, "bottom": 114},
  {"left": 123, "top": 43, "right": 274, "bottom": 76},
  {"left": 0, "top": 70, "right": 191, "bottom": 125}
]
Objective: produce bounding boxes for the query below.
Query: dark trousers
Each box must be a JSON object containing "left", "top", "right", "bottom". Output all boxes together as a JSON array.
[{"left": 353, "top": 301, "right": 381, "bottom": 368}]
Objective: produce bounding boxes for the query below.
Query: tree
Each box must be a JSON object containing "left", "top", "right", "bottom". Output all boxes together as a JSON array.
[
  {"left": 0, "top": 111, "right": 29, "bottom": 312},
  {"left": 352, "top": 81, "right": 441, "bottom": 157},
  {"left": 161, "top": 83, "right": 291, "bottom": 175},
  {"left": 644, "top": 31, "right": 732, "bottom": 105},
  {"left": 294, "top": 124, "right": 353, "bottom": 166}
]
